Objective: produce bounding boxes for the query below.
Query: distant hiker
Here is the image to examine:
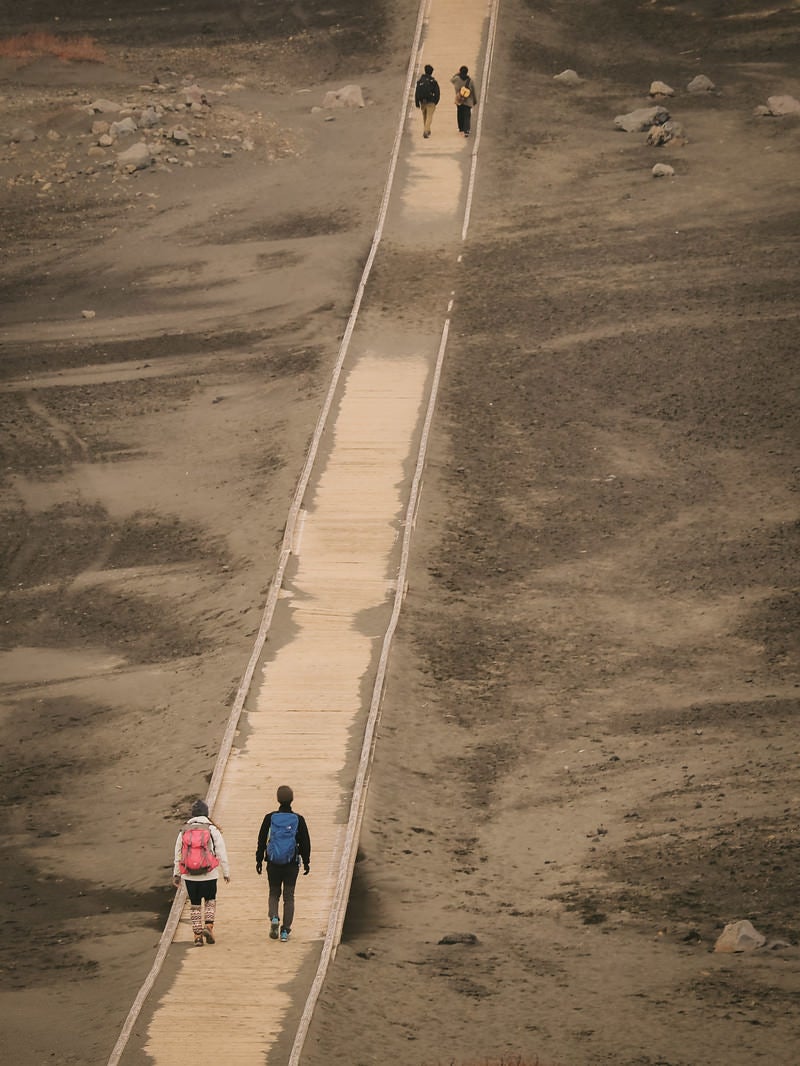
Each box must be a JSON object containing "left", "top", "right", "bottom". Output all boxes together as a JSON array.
[
  {"left": 255, "top": 785, "right": 311, "bottom": 943},
  {"left": 450, "top": 64, "right": 478, "bottom": 138},
  {"left": 415, "top": 63, "right": 440, "bottom": 138},
  {"left": 173, "top": 799, "right": 231, "bottom": 947}
]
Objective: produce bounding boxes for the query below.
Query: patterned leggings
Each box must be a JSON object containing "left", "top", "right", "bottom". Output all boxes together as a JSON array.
[
  {"left": 190, "top": 898, "right": 216, "bottom": 934},
  {"left": 185, "top": 879, "right": 218, "bottom": 934}
]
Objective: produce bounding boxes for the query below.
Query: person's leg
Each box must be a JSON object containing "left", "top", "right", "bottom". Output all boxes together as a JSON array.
[
  {"left": 463, "top": 105, "right": 472, "bottom": 136},
  {"left": 456, "top": 104, "right": 465, "bottom": 132},
  {"left": 267, "top": 863, "right": 283, "bottom": 937},
  {"left": 201, "top": 880, "right": 218, "bottom": 942},
  {"left": 185, "top": 880, "right": 204, "bottom": 945},
  {"left": 281, "top": 864, "right": 300, "bottom": 934},
  {"left": 423, "top": 102, "right": 435, "bottom": 135}
]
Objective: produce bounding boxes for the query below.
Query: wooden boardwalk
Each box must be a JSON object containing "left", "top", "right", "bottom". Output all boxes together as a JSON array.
[{"left": 112, "top": 2, "right": 497, "bottom": 1063}]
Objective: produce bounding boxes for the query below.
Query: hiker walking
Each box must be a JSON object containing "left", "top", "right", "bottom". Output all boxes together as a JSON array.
[
  {"left": 173, "top": 799, "right": 231, "bottom": 947},
  {"left": 415, "top": 63, "right": 440, "bottom": 138},
  {"left": 450, "top": 64, "right": 478, "bottom": 138},
  {"left": 255, "top": 785, "right": 311, "bottom": 943}
]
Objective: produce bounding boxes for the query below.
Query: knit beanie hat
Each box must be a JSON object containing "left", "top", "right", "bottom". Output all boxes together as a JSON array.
[{"left": 190, "top": 799, "right": 209, "bottom": 818}]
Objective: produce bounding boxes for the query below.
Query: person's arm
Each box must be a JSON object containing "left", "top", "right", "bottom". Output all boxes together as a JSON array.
[
  {"left": 433, "top": 81, "right": 440, "bottom": 104},
  {"left": 296, "top": 815, "right": 311, "bottom": 873},
  {"left": 172, "top": 832, "right": 183, "bottom": 886},
  {"left": 414, "top": 80, "right": 421, "bottom": 108},
  {"left": 211, "top": 825, "right": 230, "bottom": 881},
  {"left": 255, "top": 814, "right": 271, "bottom": 871}
]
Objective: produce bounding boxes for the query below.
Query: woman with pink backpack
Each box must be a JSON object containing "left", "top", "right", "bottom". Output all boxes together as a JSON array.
[{"left": 173, "top": 799, "right": 231, "bottom": 947}]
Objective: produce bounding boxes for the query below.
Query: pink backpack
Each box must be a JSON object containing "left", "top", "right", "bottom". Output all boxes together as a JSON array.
[{"left": 180, "top": 824, "right": 219, "bottom": 875}]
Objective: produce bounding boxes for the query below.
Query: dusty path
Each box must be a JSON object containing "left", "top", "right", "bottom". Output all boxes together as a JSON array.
[{"left": 109, "top": 1, "right": 497, "bottom": 1063}]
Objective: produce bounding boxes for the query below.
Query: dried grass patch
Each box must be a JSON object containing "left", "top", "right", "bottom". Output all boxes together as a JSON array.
[{"left": 0, "top": 32, "right": 106, "bottom": 63}]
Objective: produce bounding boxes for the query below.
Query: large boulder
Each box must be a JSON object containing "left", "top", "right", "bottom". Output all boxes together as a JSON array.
[
  {"left": 688, "top": 74, "right": 715, "bottom": 93},
  {"left": 110, "top": 117, "right": 138, "bottom": 138},
  {"left": 88, "top": 98, "right": 122, "bottom": 114},
  {"left": 117, "top": 141, "right": 155, "bottom": 171},
  {"left": 714, "top": 920, "right": 766, "bottom": 953},
  {"left": 322, "top": 84, "right": 365, "bottom": 109},
  {"left": 649, "top": 80, "right": 674, "bottom": 97},
  {"left": 766, "top": 94, "right": 800, "bottom": 116},
  {"left": 614, "top": 106, "right": 670, "bottom": 132}
]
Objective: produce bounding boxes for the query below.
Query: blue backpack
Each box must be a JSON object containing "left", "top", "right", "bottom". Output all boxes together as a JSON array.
[{"left": 267, "top": 811, "right": 299, "bottom": 864}]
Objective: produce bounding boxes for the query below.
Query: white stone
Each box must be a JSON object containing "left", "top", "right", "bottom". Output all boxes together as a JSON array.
[
  {"left": 652, "top": 163, "right": 675, "bottom": 178},
  {"left": 714, "top": 920, "right": 766, "bottom": 953},
  {"left": 116, "top": 141, "right": 154, "bottom": 170},
  {"left": 88, "top": 98, "right": 122, "bottom": 113},
  {"left": 322, "top": 84, "right": 365, "bottom": 109},
  {"left": 110, "top": 117, "right": 138, "bottom": 137},
  {"left": 688, "top": 74, "right": 715, "bottom": 93},
  {"left": 615, "top": 106, "right": 670, "bottom": 132},
  {"left": 649, "top": 81, "right": 674, "bottom": 97},
  {"left": 767, "top": 94, "right": 800, "bottom": 116}
]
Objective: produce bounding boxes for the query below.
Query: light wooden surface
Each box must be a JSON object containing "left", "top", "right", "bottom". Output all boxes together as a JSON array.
[{"left": 139, "top": 2, "right": 491, "bottom": 1062}]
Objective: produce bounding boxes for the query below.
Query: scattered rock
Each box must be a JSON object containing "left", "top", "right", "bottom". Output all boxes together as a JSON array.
[
  {"left": 649, "top": 80, "right": 674, "bottom": 97},
  {"left": 554, "top": 69, "right": 582, "bottom": 85},
  {"left": 652, "top": 163, "right": 675, "bottom": 178},
  {"left": 647, "top": 120, "right": 688, "bottom": 147},
  {"left": 139, "top": 107, "right": 163, "bottom": 129},
  {"left": 88, "top": 98, "right": 123, "bottom": 114},
  {"left": 687, "top": 74, "right": 715, "bottom": 93},
  {"left": 183, "top": 83, "right": 210, "bottom": 108},
  {"left": 110, "top": 117, "right": 138, "bottom": 138},
  {"left": 714, "top": 920, "right": 766, "bottom": 953},
  {"left": 92, "top": 120, "right": 110, "bottom": 135},
  {"left": 46, "top": 129, "right": 61, "bottom": 141},
  {"left": 438, "top": 932, "right": 478, "bottom": 945},
  {"left": 98, "top": 134, "right": 114, "bottom": 147},
  {"left": 765, "top": 94, "right": 800, "bottom": 116},
  {"left": 322, "top": 84, "right": 365, "bottom": 109},
  {"left": 9, "top": 127, "right": 37, "bottom": 143},
  {"left": 170, "top": 126, "right": 192, "bottom": 145},
  {"left": 615, "top": 106, "right": 670, "bottom": 132},
  {"left": 116, "top": 141, "right": 154, "bottom": 171},
  {"left": 81, "top": 309, "right": 96, "bottom": 319}
]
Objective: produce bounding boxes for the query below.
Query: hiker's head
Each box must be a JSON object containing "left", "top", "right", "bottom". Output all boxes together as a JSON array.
[
  {"left": 424, "top": 64, "right": 433, "bottom": 75},
  {"left": 276, "top": 785, "right": 294, "bottom": 806},
  {"left": 459, "top": 65, "right": 469, "bottom": 77},
  {"left": 190, "top": 799, "right": 209, "bottom": 818}
]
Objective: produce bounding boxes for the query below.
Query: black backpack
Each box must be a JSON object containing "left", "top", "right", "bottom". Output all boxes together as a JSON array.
[{"left": 417, "top": 75, "right": 437, "bottom": 103}]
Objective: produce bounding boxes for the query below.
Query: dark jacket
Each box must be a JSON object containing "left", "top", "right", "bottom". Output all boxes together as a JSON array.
[
  {"left": 415, "top": 73, "right": 440, "bottom": 106},
  {"left": 256, "top": 804, "right": 311, "bottom": 869}
]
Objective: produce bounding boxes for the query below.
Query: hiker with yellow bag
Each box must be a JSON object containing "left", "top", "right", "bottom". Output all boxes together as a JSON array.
[{"left": 451, "top": 64, "right": 478, "bottom": 138}]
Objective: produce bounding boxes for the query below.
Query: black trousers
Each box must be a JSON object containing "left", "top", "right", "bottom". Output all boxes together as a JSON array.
[
  {"left": 267, "top": 861, "right": 299, "bottom": 930},
  {"left": 456, "top": 103, "right": 472, "bottom": 134}
]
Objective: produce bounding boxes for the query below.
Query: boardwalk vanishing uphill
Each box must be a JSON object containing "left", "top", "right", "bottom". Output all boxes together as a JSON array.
[{"left": 108, "top": 1, "right": 500, "bottom": 1062}]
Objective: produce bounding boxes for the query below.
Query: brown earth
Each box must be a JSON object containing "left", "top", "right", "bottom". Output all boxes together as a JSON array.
[{"left": 1, "top": 2, "right": 799, "bottom": 1065}]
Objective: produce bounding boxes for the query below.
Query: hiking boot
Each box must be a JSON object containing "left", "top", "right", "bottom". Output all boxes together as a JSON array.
[
  {"left": 203, "top": 924, "right": 215, "bottom": 944},
  {"left": 194, "top": 934, "right": 204, "bottom": 947},
  {"left": 269, "top": 917, "right": 280, "bottom": 940},
  {"left": 280, "top": 927, "right": 290, "bottom": 943}
]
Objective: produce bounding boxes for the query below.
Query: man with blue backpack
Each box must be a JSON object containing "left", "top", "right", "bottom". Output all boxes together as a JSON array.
[{"left": 255, "top": 785, "right": 311, "bottom": 942}]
